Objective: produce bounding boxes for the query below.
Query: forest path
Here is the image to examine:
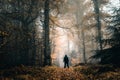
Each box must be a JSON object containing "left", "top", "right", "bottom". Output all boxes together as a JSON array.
[
  {"left": 33, "top": 66, "right": 85, "bottom": 80},
  {"left": 43, "top": 67, "right": 84, "bottom": 80},
  {"left": 0, "top": 65, "right": 120, "bottom": 80},
  {"left": 0, "top": 66, "right": 85, "bottom": 80}
]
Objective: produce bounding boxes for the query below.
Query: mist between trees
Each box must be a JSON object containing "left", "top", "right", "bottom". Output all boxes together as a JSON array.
[{"left": 0, "top": 0, "right": 120, "bottom": 68}]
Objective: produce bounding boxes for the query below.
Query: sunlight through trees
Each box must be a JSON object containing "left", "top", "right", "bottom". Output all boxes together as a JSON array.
[{"left": 0, "top": 0, "right": 120, "bottom": 68}]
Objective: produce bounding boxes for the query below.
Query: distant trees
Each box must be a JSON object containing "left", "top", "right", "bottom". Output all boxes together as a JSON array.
[
  {"left": 82, "top": 0, "right": 109, "bottom": 63},
  {"left": 0, "top": 0, "right": 44, "bottom": 67},
  {"left": 1, "top": 0, "right": 119, "bottom": 67},
  {"left": 92, "top": 6, "right": 120, "bottom": 65},
  {"left": 0, "top": 0, "right": 64, "bottom": 67}
]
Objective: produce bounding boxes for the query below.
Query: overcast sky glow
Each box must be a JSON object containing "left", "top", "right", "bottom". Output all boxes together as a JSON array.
[
  {"left": 110, "top": 0, "right": 120, "bottom": 7},
  {"left": 103, "top": 0, "right": 120, "bottom": 14}
]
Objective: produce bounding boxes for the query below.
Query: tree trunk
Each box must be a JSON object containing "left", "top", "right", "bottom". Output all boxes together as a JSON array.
[
  {"left": 81, "top": 30, "right": 87, "bottom": 64},
  {"left": 92, "top": 0, "right": 102, "bottom": 50},
  {"left": 21, "top": 23, "right": 30, "bottom": 65},
  {"left": 43, "top": 0, "right": 51, "bottom": 66}
]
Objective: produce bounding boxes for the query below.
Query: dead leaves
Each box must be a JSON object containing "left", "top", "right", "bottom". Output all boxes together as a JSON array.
[{"left": 0, "top": 65, "right": 120, "bottom": 80}]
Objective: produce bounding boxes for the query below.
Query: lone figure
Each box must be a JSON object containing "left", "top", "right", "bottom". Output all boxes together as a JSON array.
[{"left": 63, "top": 55, "right": 69, "bottom": 68}]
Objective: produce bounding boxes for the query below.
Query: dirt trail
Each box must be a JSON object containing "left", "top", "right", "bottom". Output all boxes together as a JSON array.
[
  {"left": 0, "top": 65, "right": 120, "bottom": 80},
  {"left": 45, "top": 67, "right": 84, "bottom": 80},
  {"left": 32, "top": 66, "right": 86, "bottom": 80}
]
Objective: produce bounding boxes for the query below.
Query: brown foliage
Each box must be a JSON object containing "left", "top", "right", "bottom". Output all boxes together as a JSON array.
[{"left": 0, "top": 65, "right": 120, "bottom": 80}]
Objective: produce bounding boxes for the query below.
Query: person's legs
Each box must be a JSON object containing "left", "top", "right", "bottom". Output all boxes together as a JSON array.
[
  {"left": 64, "top": 63, "right": 66, "bottom": 68},
  {"left": 67, "top": 63, "right": 69, "bottom": 68}
]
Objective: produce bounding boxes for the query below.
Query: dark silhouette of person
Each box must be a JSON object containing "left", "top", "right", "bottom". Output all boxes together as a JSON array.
[{"left": 63, "top": 55, "right": 69, "bottom": 68}]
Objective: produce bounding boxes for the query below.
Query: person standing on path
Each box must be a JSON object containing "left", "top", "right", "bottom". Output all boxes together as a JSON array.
[{"left": 63, "top": 55, "right": 69, "bottom": 68}]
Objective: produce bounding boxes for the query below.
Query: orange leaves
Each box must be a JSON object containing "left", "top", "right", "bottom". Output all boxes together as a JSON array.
[{"left": 0, "top": 65, "right": 120, "bottom": 80}]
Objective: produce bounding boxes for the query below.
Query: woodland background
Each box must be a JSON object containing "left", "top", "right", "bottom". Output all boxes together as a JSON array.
[
  {"left": 0, "top": 0, "right": 120, "bottom": 80},
  {"left": 0, "top": 0, "right": 120, "bottom": 68}
]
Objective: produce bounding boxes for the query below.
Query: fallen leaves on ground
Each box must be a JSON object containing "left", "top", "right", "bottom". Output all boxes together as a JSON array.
[{"left": 0, "top": 65, "right": 120, "bottom": 80}]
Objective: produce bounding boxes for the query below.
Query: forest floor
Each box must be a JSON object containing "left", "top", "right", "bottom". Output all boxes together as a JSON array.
[{"left": 0, "top": 64, "right": 120, "bottom": 80}]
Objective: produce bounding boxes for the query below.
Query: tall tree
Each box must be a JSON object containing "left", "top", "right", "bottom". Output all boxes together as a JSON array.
[
  {"left": 43, "top": 0, "right": 51, "bottom": 66},
  {"left": 92, "top": 4, "right": 120, "bottom": 65},
  {"left": 81, "top": 29, "right": 87, "bottom": 63},
  {"left": 92, "top": 0, "right": 102, "bottom": 50}
]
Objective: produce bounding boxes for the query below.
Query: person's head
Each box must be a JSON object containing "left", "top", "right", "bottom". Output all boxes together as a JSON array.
[{"left": 65, "top": 54, "right": 67, "bottom": 57}]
